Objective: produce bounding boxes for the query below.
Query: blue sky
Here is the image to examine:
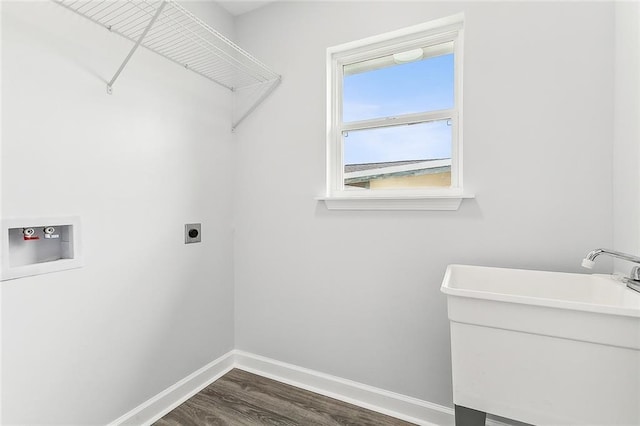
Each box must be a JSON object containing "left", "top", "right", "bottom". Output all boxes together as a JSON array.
[{"left": 343, "top": 53, "right": 454, "bottom": 165}]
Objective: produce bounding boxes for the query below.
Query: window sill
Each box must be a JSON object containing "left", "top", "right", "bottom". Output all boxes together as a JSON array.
[{"left": 318, "top": 194, "right": 474, "bottom": 211}]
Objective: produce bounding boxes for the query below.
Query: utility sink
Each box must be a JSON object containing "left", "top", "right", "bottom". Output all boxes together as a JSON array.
[{"left": 441, "top": 265, "right": 640, "bottom": 426}]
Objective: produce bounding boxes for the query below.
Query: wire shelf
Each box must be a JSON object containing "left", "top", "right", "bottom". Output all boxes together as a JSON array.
[{"left": 54, "top": 0, "right": 280, "bottom": 129}]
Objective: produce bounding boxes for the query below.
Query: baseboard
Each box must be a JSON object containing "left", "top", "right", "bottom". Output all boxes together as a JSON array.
[
  {"left": 107, "top": 349, "right": 513, "bottom": 426},
  {"left": 233, "top": 350, "right": 454, "bottom": 426},
  {"left": 107, "top": 350, "right": 235, "bottom": 426}
]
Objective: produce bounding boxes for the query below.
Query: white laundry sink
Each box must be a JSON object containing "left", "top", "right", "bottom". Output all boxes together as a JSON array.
[{"left": 441, "top": 265, "right": 640, "bottom": 425}]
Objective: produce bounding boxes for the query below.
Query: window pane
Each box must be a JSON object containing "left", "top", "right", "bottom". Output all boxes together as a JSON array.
[
  {"left": 343, "top": 120, "right": 452, "bottom": 190},
  {"left": 343, "top": 50, "right": 454, "bottom": 122}
]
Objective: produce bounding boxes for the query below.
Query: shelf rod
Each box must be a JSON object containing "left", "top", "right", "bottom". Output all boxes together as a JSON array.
[{"left": 107, "top": 0, "right": 166, "bottom": 94}]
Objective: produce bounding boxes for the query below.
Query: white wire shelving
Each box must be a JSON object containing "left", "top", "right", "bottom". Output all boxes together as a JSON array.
[{"left": 54, "top": 0, "right": 281, "bottom": 130}]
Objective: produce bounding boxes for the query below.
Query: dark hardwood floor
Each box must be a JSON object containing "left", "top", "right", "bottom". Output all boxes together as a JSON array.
[{"left": 154, "top": 368, "right": 416, "bottom": 426}]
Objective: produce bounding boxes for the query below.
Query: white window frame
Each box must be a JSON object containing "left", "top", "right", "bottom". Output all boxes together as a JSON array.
[{"left": 321, "top": 13, "right": 473, "bottom": 211}]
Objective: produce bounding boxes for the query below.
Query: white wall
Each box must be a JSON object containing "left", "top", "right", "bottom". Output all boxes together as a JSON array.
[
  {"left": 233, "top": 1, "right": 614, "bottom": 407},
  {"left": 1, "top": 2, "right": 235, "bottom": 424},
  {"left": 613, "top": 1, "right": 640, "bottom": 273}
]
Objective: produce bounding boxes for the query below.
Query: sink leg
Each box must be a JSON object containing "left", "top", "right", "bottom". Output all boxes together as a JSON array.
[{"left": 455, "top": 405, "right": 487, "bottom": 426}]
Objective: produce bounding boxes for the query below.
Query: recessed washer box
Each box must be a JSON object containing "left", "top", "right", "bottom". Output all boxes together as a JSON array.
[{"left": 1, "top": 216, "right": 83, "bottom": 281}]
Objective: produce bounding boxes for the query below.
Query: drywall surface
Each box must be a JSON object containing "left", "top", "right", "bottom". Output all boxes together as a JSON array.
[
  {"left": 613, "top": 1, "right": 640, "bottom": 273},
  {"left": 1, "top": 1, "right": 235, "bottom": 424},
  {"left": 233, "top": 2, "right": 614, "bottom": 407}
]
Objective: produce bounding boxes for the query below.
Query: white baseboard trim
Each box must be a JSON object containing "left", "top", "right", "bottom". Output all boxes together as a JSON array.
[
  {"left": 233, "top": 350, "right": 453, "bottom": 426},
  {"left": 108, "top": 349, "right": 512, "bottom": 426},
  {"left": 107, "top": 350, "right": 235, "bottom": 426}
]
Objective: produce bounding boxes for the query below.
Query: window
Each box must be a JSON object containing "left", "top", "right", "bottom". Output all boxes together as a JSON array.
[{"left": 324, "top": 14, "right": 470, "bottom": 210}]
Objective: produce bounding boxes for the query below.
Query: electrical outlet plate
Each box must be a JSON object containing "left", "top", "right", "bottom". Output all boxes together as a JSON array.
[{"left": 185, "top": 223, "right": 201, "bottom": 244}]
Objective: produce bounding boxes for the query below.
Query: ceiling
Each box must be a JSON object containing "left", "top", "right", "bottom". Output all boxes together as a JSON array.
[{"left": 217, "top": 0, "right": 276, "bottom": 16}]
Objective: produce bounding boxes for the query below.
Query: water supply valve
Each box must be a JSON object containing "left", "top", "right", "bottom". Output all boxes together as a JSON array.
[
  {"left": 43, "top": 226, "right": 60, "bottom": 239},
  {"left": 23, "top": 227, "right": 39, "bottom": 241}
]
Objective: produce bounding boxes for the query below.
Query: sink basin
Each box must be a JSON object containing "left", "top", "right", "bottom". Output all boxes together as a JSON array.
[
  {"left": 443, "top": 264, "right": 640, "bottom": 317},
  {"left": 441, "top": 265, "right": 640, "bottom": 425}
]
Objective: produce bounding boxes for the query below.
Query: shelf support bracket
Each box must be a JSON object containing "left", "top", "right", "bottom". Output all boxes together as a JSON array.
[
  {"left": 106, "top": 0, "right": 167, "bottom": 94},
  {"left": 232, "top": 77, "right": 282, "bottom": 132}
]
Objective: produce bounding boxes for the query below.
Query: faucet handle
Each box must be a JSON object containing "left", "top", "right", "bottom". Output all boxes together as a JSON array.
[{"left": 630, "top": 266, "right": 640, "bottom": 281}]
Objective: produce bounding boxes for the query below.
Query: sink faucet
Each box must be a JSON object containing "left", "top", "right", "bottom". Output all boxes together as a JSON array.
[{"left": 582, "top": 248, "right": 640, "bottom": 293}]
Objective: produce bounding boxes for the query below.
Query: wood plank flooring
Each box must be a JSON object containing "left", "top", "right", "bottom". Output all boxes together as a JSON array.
[{"left": 154, "top": 368, "right": 416, "bottom": 426}]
